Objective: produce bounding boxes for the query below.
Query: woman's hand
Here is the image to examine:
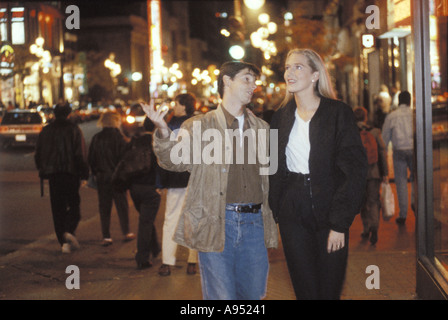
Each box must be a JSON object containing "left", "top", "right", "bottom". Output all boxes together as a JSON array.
[
  {"left": 140, "top": 100, "right": 170, "bottom": 138},
  {"left": 327, "top": 230, "right": 345, "bottom": 253}
]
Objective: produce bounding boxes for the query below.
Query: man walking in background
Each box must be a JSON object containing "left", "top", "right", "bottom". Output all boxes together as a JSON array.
[
  {"left": 382, "top": 91, "right": 414, "bottom": 225},
  {"left": 35, "top": 103, "right": 89, "bottom": 253}
]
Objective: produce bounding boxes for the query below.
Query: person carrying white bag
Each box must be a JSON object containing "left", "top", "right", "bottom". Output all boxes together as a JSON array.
[{"left": 354, "top": 107, "right": 389, "bottom": 245}]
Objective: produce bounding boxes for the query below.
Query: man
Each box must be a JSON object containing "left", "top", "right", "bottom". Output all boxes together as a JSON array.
[
  {"left": 35, "top": 103, "right": 89, "bottom": 253},
  {"left": 141, "top": 61, "right": 278, "bottom": 300},
  {"left": 158, "top": 93, "right": 198, "bottom": 277},
  {"left": 382, "top": 91, "right": 414, "bottom": 225}
]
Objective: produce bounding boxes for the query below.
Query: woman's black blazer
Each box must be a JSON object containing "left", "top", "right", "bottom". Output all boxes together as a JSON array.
[{"left": 269, "top": 96, "right": 368, "bottom": 233}]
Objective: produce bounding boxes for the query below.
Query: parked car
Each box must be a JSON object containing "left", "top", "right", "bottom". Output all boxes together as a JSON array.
[{"left": 0, "top": 109, "right": 44, "bottom": 149}]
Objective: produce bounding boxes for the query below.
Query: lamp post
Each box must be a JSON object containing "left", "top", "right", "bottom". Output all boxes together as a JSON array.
[{"left": 226, "top": 0, "right": 266, "bottom": 60}]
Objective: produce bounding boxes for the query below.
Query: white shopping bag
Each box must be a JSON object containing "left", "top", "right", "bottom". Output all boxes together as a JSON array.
[{"left": 381, "top": 182, "right": 395, "bottom": 221}]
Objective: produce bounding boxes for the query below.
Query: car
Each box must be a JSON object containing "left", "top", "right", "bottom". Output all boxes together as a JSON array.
[
  {"left": 0, "top": 109, "right": 44, "bottom": 149},
  {"left": 121, "top": 103, "right": 147, "bottom": 137}
]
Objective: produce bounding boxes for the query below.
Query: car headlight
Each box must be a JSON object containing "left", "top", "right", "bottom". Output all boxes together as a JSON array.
[{"left": 126, "top": 115, "right": 136, "bottom": 124}]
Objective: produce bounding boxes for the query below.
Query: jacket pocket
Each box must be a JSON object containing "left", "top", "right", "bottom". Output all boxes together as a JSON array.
[{"left": 183, "top": 207, "right": 221, "bottom": 250}]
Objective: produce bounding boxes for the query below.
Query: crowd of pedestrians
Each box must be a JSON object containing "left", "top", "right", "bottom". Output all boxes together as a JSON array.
[{"left": 34, "top": 48, "right": 414, "bottom": 300}]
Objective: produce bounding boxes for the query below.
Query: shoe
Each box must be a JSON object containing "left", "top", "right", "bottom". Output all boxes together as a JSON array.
[
  {"left": 158, "top": 264, "right": 171, "bottom": 276},
  {"left": 370, "top": 229, "right": 378, "bottom": 245},
  {"left": 137, "top": 261, "right": 152, "bottom": 270},
  {"left": 396, "top": 217, "right": 406, "bottom": 225},
  {"left": 187, "top": 263, "right": 197, "bottom": 275},
  {"left": 64, "top": 232, "right": 80, "bottom": 250},
  {"left": 124, "top": 233, "right": 136, "bottom": 242},
  {"left": 101, "top": 238, "right": 113, "bottom": 246},
  {"left": 61, "top": 243, "right": 71, "bottom": 254}
]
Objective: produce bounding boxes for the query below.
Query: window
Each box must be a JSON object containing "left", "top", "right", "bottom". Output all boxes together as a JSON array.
[
  {"left": 1, "top": 112, "right": 42, "bottom": 125},
  {"left": 0, "top": 8, "right": 7, "bottom": 42},
  {"left": 11, "top": 7, "right": 25, "bottom": 45},
  {"left": 430, "top": 0, "right": 448, "bottom": 274}
]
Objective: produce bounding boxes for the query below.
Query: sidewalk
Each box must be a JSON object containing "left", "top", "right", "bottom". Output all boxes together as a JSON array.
[{"left": 0, "top": 183, "right": 417, "bottom": 300}]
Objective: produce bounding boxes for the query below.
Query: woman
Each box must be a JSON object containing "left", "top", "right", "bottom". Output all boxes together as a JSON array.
[
  {"left": 88, "top": 111, "right": 135, "bottom": 246},
  {"left": 158, "top": 93, "right": 198, "bottom": 277},
  {"left": 269, "top": 49, "right": 368, "bottom": 300}
]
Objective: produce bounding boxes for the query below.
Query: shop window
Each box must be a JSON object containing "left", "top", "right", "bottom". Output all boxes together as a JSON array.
[
  {"left": 11, "top": 7, "right": 25, "bottom": 45},
  {"left": 430, "top": 0, "right": 448, "bottom": 274}
]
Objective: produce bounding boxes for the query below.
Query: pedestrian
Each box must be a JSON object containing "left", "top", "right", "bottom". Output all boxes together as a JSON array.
[
  {"left": 141, "top": 61, "right": 278, "bottom": 300},
  {"left": 382, "top": 90, "right": 414, "bottom": 225},
  {"left": 158, "top": 93, "right": 198, "bottom": 277},
  {"left": 35, "top": 103, "right": 89, "bottom": 253},
  {"left": 88, "top": 111, "right": 135, "bottom": 246},
  {"left": 115, "top": 119, "right": 161, "bottom": 269},
  {"left": 374, "top": 84, "right": 392, "bottom": 129},
  {"left": 353, "top": 106, "right": 389, "bottom": 245},
  {"left": 390, "top": 84, "right": 401, "bottom": 112},
  {"left": 269, "top": 48, "right": 368, "bottom": 300}
]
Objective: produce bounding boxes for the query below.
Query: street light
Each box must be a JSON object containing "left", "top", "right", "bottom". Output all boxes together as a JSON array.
[
  {"left": 226, "top": 0, "right": 266, "bottom": 60},
  {"left": 229, "top": 44, "right": 245, "bottom": 60},
  {"left": 29, "top": 37, "right": 52, "bottom": 103},
  {"left": 249, "top": 13, "right": 277, "bottom": 60},
  {"left": 104, "top": 53, "right": 121, "bottom": 98},
  {"left": 243, "top": 0, "right": 265, "bottom": 10},
  {"left": 104, "top": 53, "right": 121, "bottom": 77}
]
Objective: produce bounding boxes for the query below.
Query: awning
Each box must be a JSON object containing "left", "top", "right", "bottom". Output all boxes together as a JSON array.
[{"left": 378, "top": 27, "right": 411, "bottom": 39}]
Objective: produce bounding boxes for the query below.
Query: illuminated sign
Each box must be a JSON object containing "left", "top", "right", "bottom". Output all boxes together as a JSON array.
[
  {"left": 0, "top": 43, "right": 15, "bottom": 76},
  {"left": 394, "top": 0, "right": 411, "bottom": 26},
  {"left": 362, "top": 34, "right": 375, "bottom": 48},
  {"left": 149, "top": 0, "right": 162, "bottom": 90}
]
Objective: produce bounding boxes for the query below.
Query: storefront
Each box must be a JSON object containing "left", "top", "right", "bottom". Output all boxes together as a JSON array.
[{"left": 413, "top": 0, "right": 448, "bottom": 299}]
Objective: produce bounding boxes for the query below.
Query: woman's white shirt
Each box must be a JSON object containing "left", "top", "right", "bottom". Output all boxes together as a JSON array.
[{"left": 286, "top": 110, "right": 310, "bottom": 174}]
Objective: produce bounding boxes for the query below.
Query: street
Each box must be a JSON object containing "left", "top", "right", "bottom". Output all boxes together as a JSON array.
[
  {"left": 0, "top": 117, "right": 420, "bottom": 300},
  {"left": 0, "top": 120, "right": 100, "bottom": 255}
]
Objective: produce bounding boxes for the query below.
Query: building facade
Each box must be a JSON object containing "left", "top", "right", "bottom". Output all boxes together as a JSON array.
[{"left": 0, "top": 2, "right": 66, "bottom": 108}]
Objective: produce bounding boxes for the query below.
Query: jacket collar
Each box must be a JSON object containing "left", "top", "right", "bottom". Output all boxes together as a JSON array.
[{"left": 216, "top": 104, "right": 254, "bottom": 130}]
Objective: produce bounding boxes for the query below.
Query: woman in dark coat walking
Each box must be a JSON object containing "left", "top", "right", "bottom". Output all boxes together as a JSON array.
[
  {"left": 88, "top": 111, "right": 135, "bottom": 246},
  {"left": 269, "top": 48, "right": 368, "bottom": 300}
]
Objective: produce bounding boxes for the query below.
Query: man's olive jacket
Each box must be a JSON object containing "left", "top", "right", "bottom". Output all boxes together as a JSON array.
[{"left": 153, "top": 105, "right": 278, "bottom": 252}]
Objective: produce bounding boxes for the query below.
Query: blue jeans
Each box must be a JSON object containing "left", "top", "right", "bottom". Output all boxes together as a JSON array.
[
  {"left": 393, "top": 149, "right": 414, "bottom": 219},
  {"left": 198, "top": 208, "right": 269, "bottom": 300}
]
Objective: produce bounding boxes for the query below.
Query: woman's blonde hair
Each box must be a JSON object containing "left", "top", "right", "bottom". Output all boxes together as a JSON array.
[
  {"left": 97, "top": 111, "right": 121, "bottom": 128},
  {"left": 280, "top": 48, "right": 336, "bottom": 107}
]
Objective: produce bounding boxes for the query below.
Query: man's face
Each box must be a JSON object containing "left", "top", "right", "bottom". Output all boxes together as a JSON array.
[
  {"left": 224, "top": 68, "right": 258, "bottom": 105},
  {"left": 173, "top": 100, "right": 186, "bottom": 116}
]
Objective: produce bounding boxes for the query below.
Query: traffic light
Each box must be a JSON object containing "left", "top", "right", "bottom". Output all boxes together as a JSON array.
[{"left": 228, "top": 15, "right": 245, "bottom": 43}]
